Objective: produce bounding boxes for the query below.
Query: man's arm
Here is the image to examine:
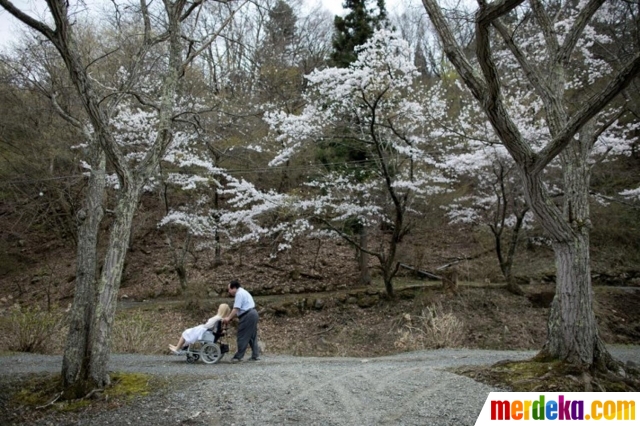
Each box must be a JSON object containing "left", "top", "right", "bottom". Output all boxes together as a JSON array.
[{"left": 223, "top": 308, "right": 239, "bottom": 324}]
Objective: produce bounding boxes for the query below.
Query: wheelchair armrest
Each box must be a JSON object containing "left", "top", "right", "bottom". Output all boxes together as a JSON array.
[{"left": 210, "top": 320, "right": 226, "bottom": 340}]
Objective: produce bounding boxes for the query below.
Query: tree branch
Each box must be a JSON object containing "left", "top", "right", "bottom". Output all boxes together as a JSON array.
[
  {"left": 139, "top": 2, "right": 172, "bottom": 47},
  {"left": 473, "top": 1, "right": 536, "bottom": 167},
  {"left": 315, "top": 217, "right": 382, "bottom": 260},
  {"left": 50, "top": 92, "right": 84, "bottom": 130},
  {"left": 492, "top": 19, "right": 554, "bottom": 107},
  {"left": 85, "top": 47, "right": 121, "bottom": 72},
  {"left": 181, "top": 1, "right": 249, "bottom": 71},
  {"left": 534, "top": 52, "right": 640, "bottom": 173},
  {"left": 558, "top": 0, "right": 606, "bottom": 65},
  {"left": 421, "top": 0, "right": 487, "bottom": 100},
  {"left": 529, "top": 0, "right": 558, "bottom": 57},
  {"left": 0, "top": 0, "right": 56, "bottom": 39},
  {"left": 125, "top": 91, "right": 161, "bottom": 110},
  {"left": 476, "top": 0, "right": 524, "bottom": 25},
  {"left": 180, "top": 0, "right": 205, "bottom": 22}
]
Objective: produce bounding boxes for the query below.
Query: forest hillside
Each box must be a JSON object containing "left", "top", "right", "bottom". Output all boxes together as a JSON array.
[
  {"left": 0, "top": 0, "right": 639, "bottom": 370},
  {"left": 1, "top": 181, "right": 639, "bottom": 357}
]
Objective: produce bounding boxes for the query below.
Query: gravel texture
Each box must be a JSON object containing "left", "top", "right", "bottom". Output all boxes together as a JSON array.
[{"left": 1, "top": 346, "right": 639, "bottom": 426}]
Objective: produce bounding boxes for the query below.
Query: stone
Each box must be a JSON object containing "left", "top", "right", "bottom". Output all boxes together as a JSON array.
[{"left": 357, "top": 294, "right": 379, "bottom": 308}]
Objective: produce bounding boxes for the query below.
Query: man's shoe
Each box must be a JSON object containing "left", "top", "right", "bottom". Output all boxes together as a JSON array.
[
  {"left": 249, "top": 357, "right": 260, "bottom": 361},
  {"left": 231, "top": 357, "right": 242, "bottom": 363}
]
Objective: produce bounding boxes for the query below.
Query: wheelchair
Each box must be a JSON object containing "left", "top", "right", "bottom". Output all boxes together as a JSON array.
[{"left": 176, "top": 320, "right": 230, "bottom": 364}]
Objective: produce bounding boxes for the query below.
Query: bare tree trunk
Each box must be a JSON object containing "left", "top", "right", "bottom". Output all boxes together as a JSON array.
[
  {"left": 441, "top": 268, "right": 458, "bottom": 294},
  {"left": 161, "top": 180, "right": 190, "bottom": 289},
  {"left": 504, "top": 275, "right": 523, "bottom": 296},
  {"left": 88, "top": 185, "right": 141, "bottom": 387},
  {"left": 358, "top": 227, "right": 371, "bottom": 285},
  {"left": 62, "top": 152, "right": 105, "bottom": 396},
  {"left": 381, "top": 225, "right": 402, "bottom": 298},
  {"left": 521, "top": 137, "right": 611, "bottom": 367},
  {"left": 497, "top": 212, "right": 526, "bottom": 296},
  {"left": 177, "top": 233, "right": 190, "bottom": 289},
  {"left": 383, "top": 272, "right": 394, "bottom": 298},
  {"left": 80, "top": 5, "right": 185, "bottom": 384},
  {"left": 489, "top": 164, "right": 526, "bottom": 296},
  {"left": 164, "top": 231, "right": 190, "bottom": 291},
  {"left": 214, "top": 190, "right": 222, "bottom": 267}
]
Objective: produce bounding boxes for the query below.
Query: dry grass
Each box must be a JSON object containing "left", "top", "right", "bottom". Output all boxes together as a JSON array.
[
  {"left": 0, "top": 305, "right": 67, "bottom": 354},
  {"left": 111, "top": 308, "right": 187, "bottom": 354},
  {"left": 0, "top": 304, "right": 189, "bottom": 356},
  {"left": 393, "top": 302, "right": 465, "bottom": 350}
]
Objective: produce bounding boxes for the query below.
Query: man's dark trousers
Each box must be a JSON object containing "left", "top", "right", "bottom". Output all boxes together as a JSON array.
[{"left": 234, "top": 308, "right": 259, "bottom": 360}]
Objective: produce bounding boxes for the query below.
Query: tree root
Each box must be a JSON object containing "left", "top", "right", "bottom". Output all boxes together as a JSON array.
[
  {"left": 36, "top": 391, "right": 63, "bottom": 410},
  {"left": 81, "top": 388, "right": 105, "bottom": 401},
  {"left": 454, "top": 355, "right": 640, "bottom": 392}
]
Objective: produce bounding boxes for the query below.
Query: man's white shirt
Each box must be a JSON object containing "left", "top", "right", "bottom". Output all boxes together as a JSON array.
[{"left": 234, "top": 287, "right": 255, "bottom": 315}]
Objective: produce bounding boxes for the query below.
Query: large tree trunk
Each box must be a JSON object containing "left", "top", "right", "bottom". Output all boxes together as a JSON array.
[
  {"left": 540, "top": 123, "right": 613, "bottom": 368},
  {"left": 62, "top": 182, "right": 141, "bottom": 394},
  {"left": 544, "top": 235, "right": 600, "bottom": 364},
  {"left": 88, "top": 185, "right": 141, "bottom": 387},
  {"left": 82, "top": 0, "right": 184, "bottom": 387},
  {"left": 62, "top": 152, "right": 105, "bottom": 397},
  {"left": 521, "top": 152, "right": 612, "bottom": 368}
]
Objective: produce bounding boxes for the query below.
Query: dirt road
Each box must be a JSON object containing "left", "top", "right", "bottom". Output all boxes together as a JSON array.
[{"left": 2, "top": 346, "right": 639, "bottom": 426}]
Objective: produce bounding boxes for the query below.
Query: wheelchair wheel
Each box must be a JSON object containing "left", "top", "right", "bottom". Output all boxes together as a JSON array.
[
  {"left": 186, "top": 353, "right": 199, "bottom": 363},
  {"left": 201, "top": 343, "right": 222, "bottom": 364}
]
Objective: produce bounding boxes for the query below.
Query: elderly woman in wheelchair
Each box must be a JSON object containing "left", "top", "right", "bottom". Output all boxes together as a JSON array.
[{"left": 169, "top": 303, "right": 231, "bottom": 364}]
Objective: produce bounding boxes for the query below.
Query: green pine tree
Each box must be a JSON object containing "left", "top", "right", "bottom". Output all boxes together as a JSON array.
[{"left": 331, "top": 0, "right": 388, "bottom": 68}]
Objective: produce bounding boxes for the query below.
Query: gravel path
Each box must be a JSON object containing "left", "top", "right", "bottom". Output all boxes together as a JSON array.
[{"left": 2, "top": 346, "right": 639, "bottom": 426}]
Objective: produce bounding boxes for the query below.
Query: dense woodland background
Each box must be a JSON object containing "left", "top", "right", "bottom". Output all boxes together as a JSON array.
[
  {"left": 0, "top": 0, "right": 638, "bottom": 297},
  {"left": 0, "top": 0, "right": 638, "bottom": 396}
]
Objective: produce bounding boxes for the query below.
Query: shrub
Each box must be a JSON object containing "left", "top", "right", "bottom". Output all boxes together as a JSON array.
[
  {"left": 111, "top": 309, "right": 186, "bottom": 354},
  {"left": 0, "top": 304, "right": 65, "bottom": 353},
  {"left": 111, "top": 311, "right": 161, "bottom": 354},
  {"left": 394, "top": 303, "right": 465, "bottom": 350}
]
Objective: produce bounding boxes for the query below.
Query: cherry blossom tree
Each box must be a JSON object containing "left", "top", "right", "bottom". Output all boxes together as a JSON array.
[
  {"left": 421, "top": 0, "right": 640, "bottom": 369},
  {"left": 620, "top": 187, "right": 640, "bottom": 203},
  {"left": 160, "top": 30, "right": 452, "bottom": 297},
  {"left": 426, "top": 79, "right": 536, "bottom": 294},
  {"left": 443, "top": 144, "right": 533, "bottom": 293},
  {"left": 265, "top": 29, "right": 450, "bottom": 296}
]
